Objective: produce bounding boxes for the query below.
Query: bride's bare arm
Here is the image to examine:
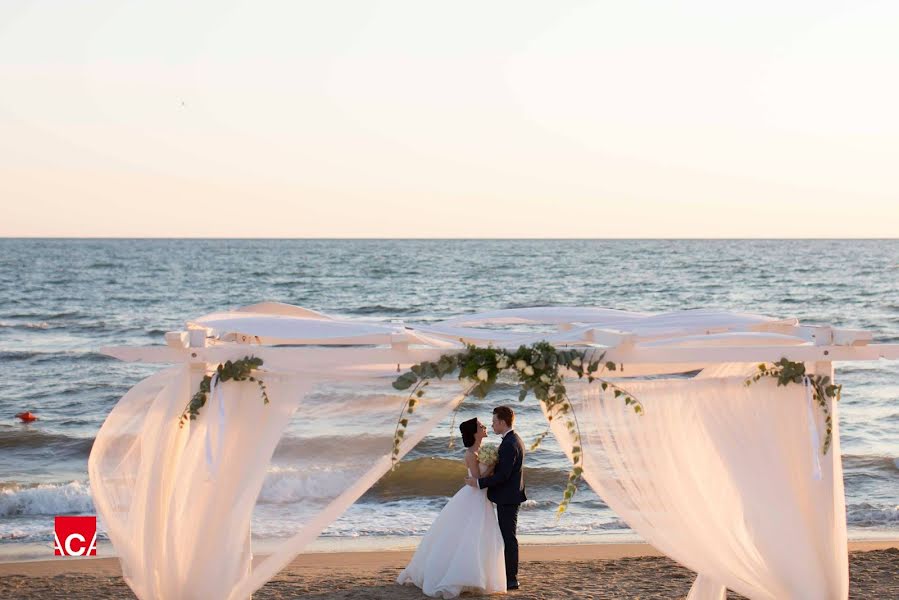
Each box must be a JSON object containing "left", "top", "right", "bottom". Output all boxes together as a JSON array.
[{"left": 464, "top": 449, "right": 480, "bottom": 478}]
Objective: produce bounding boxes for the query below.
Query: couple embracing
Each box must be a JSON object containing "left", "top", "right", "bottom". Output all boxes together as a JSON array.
[{"left": 397, "top": 406, "right": 526, "bottom": 598}]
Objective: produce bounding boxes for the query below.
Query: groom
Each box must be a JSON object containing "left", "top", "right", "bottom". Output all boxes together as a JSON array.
[{"left": 465, "top": 405, "right": 526, "bottom": 590}]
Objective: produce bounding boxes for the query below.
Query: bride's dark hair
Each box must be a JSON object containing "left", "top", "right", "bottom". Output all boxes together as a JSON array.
[{"left": 459, "top": 418, "right": 478, "bottom": 448}]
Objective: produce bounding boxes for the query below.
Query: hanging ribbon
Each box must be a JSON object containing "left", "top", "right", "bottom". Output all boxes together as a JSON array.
[
  {"left": 803, "top": 376, "right": 822, "bottom": 481},
  {"left": 204, "top": 373, "right": 227, "bottom": 481}
]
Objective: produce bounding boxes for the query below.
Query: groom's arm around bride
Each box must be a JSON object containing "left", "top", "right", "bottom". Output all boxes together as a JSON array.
[{"left": 474, "top": 432, "right": 522, "bottom": 494}]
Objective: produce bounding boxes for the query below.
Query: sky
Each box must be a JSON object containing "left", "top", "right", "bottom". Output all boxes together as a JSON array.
[{"left": 1, "top": 0, "right": 897, "bottom": 238}]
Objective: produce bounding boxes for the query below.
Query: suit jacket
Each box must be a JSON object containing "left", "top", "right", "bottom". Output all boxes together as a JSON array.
[{"left": 477, "top": 430, "right": 527, "bottom": 505}]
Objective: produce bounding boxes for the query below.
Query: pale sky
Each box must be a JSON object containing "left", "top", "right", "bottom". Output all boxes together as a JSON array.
[{"left": 1, "top": 1, "right": 897, "bottom": 238}]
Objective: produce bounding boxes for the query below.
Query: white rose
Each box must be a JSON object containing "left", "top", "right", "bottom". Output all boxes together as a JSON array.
[
  {"left": 515, "top": 359, "right": 527, "bottom": 371},
  {"left": 496, "top": 356, "right": 508, "bottom": 369},
  {"left": 572, "top": 357, "right": 582, "bottom": 367},
  {"left": 540, "top": 374, "right": 551, "bottom": 384},
  {"left": 477, "top": 368, "right": 489, "bottom": 382},
  {"left": 524, "top": 365, "right": 535, "bottom": 376}
]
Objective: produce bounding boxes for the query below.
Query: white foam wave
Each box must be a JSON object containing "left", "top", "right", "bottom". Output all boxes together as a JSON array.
[
  {"left": 0, "top": 527, "right": 32, "bottom": 541},
  {"left": 0, "top": 481, "right": 94, "bottom": 517},
  {"left": 259, "top": 465, "right": 363, "bottom": 503},
  {"left": 0, "top": 320, "right": 50, "bottom": 329}
]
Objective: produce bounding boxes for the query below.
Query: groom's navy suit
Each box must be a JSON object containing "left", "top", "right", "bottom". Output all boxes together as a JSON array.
[{"left": 477, "top": 430, "right": 526, "bottom": 587}]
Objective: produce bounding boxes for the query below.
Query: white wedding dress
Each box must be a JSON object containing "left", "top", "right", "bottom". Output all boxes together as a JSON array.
[{"left": 397, "top": 461, "right": 506, "bottom": 598}]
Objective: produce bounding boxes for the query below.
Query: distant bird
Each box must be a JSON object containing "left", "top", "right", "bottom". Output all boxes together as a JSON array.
[{"left": 15, "top": 411, "right": 38, "bottom": 423}]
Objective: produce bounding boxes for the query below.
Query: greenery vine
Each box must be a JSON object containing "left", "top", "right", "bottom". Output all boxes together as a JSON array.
[
  {"left": 391, "top": 342, "right": 643, "bottom": 516},
  {"left": 744, "top": 357, "right": 841, "bottom": 454},
  {"left": 179, "top": 356, "right": 269, "bottom": 427}
]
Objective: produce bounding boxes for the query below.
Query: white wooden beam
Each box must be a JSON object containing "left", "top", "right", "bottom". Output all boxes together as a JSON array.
[
  {"left": 744, "top": 322, "right": 873, "bottom": 346},
  {"left": 833, "top": 329, "right": 873, "bottom": 346},
  {"left": 164, "top": 331, "right": 189, "bottom": 349},
  {"left": 99, "top": 343, "right": 899, "bottom": 366},
  {"left": 99, "top": 345, "right": 457, "bottom": 369},
  {"left": 600, "top": 344, "right": 899, "bottom": 364}
]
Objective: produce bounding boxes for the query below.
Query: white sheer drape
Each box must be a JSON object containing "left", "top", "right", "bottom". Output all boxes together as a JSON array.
[
  {"left": 547, "top": 371, "right": 848, "bottom": 600},
  {"left": 89, "top": 364, "right": 466, "bottom": 600},
  {"left": 90, "top": 358, "right": 849, "bottom": 600}
]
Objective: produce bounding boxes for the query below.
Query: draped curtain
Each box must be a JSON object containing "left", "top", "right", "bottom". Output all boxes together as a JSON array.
[
  {"left": 89, "top": 365, "right": 466, "bottom": 600},
  {"left": 89, "top": 362, "right": 848, "bottom": 600},
  {"left": 546, "top": 371, "right": 848, "bottom": 600}
]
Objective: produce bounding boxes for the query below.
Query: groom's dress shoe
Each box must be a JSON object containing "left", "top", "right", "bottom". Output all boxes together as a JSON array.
[{"left": 507, "top": 582, "right": 519, "bottom": 590}]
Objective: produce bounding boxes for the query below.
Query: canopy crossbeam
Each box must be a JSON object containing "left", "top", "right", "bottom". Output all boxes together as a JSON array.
[{"left": 99, "top": 303, "right": 899, "bottom": 370}]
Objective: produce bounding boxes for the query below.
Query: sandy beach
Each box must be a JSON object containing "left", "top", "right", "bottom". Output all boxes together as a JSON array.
[{"left": 1, "top": 541, "right": 897, "bottom": 599}]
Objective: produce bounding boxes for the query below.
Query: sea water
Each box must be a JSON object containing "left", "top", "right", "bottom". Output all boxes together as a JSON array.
[{"left": 1, "top": 239, "right": 896, "bottom": 559}]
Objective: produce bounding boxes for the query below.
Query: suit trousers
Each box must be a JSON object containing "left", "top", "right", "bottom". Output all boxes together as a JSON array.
[{"left": 496, "top": 503, "right": 520, "bottom": 585}]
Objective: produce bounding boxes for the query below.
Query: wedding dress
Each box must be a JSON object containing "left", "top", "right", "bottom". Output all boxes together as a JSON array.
[{"left": 397, "top": 461, "right": 507, "bottom": 598}]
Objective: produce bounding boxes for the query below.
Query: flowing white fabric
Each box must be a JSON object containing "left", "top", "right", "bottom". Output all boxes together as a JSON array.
[
  {"left": 186, "top": 306, "right": 803, "bottom": 348},
  {"left": 688, "top": 574, "right": 726, "bottom": 600},
  {"left": 89, "top": 365, "right": 467, "bottom": 600},
  {"left": 397, "top": 462, "right": 506, "bottom": 598},
  {"left": 88, "top": 366, "right": 311, "bottom": 599},
  {"left": 546, "top": 372, "right": 848, "bottom": 600}
]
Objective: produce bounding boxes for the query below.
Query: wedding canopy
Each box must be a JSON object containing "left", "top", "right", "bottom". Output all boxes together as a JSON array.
[{"left": 91, "top": 302, "right": 899, "bottom": 600}]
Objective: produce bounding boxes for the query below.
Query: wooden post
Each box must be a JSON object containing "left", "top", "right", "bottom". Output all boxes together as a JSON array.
[
  {"left": 811, "top": 325, "right": 835, "bottom": 385},
  {"left": 186, "top": 326, "right": 208, "bottom": 392}
]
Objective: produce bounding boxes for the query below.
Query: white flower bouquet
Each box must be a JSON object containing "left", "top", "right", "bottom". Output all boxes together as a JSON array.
[{"left": 478, "top": 442, "right": 499, "bottom": 467}]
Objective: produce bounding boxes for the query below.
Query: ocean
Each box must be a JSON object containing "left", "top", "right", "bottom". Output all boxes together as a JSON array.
[{"left": 1, "top": 239, "right": 897, "bottom": 559}]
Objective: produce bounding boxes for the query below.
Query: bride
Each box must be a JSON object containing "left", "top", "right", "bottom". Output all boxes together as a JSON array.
[{"left": 397, "top": 417, "right": 507, "bottom": 598}]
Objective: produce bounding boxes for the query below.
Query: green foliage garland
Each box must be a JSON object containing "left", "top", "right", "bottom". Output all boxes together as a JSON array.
[
  {"left": 179, "top": 356, "right": 269, "bottom": 427},
  {"left": 744, "top": 357, "right": 842, "bottom": 454},
  {"left": 392, "top": 342, "right": 643, "bottom": 516}
]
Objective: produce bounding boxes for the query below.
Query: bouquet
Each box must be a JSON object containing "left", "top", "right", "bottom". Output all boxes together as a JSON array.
[{"left": 478, "top": 443, "right": 499, "bottom": 466}]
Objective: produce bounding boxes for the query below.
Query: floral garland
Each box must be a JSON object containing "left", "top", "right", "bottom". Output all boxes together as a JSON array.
[
  {"left": 179, "top": 356, "right": 269, "bottom": 427},
  {"left": 744, "top": 358, "right": 841, "bottom": 454},
  {"left": 392, "top": 342, "right": 642, "bottom": 515}
]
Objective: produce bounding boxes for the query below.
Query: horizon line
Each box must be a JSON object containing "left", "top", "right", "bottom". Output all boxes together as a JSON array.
[{"left": 2, "top": 236, "right": 898, "bottom": 241}]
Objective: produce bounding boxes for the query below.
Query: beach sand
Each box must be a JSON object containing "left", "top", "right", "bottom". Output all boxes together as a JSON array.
[{"left": 1, "top": 541, "right": 896, "bottom": 599}]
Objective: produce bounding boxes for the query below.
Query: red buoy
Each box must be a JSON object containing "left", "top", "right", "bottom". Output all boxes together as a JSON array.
[{"left": 15, "top": 411, "right": 38, "bottom": 423}]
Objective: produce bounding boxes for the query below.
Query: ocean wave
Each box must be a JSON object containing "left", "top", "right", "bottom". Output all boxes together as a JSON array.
[
  {"left": 846, "top": 503, "right": 899, "bottom": 527},
  {"left": 842, "top": 454, "right": 899, "bottom": 475},
  {"left": 0, "top": 526, "right": 34, "bottom": 541},
  {"left": 3, "top": 311, "right": 84, "bottom": 321},
  {"left": 519, "top": 497, "right": 609, "bottom": 511},
  {"left": 258, "top": 461, "right": 466, "bottom": 504},
  {"left": 272, "top": 434, "right": 395, "bottom": 462},
  {"left": 259, "top": 466, "right": 362, "bottom": 504},
  {"left": 404, "top": 434, "right": 549, "bottom": 460},
  {"left": 0, "top": 321, "right": 50, "bottom": 330},
  {"left": 258, "top": 457, "right": 576, "bottom": 504},
  {"left": 368, "top": 457, "right": 572, "bottom": 500},
  {"left": 0, "top": 349, "right": 112, "bottom": 364},
  {"left": 344, "top": 305, "right": 415, "bottom": 315},
  {"left": 0, "top": 350, "right": 44, "bottom": 361},
  {"left": 0, "top": 427, "right": 94, "bottom": 458},
  {"left": 0, "top": 481, "right": 94, "bottom": 517},
  {"left": 593, "top": 518, "right": 631, "bottom": 530}
]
